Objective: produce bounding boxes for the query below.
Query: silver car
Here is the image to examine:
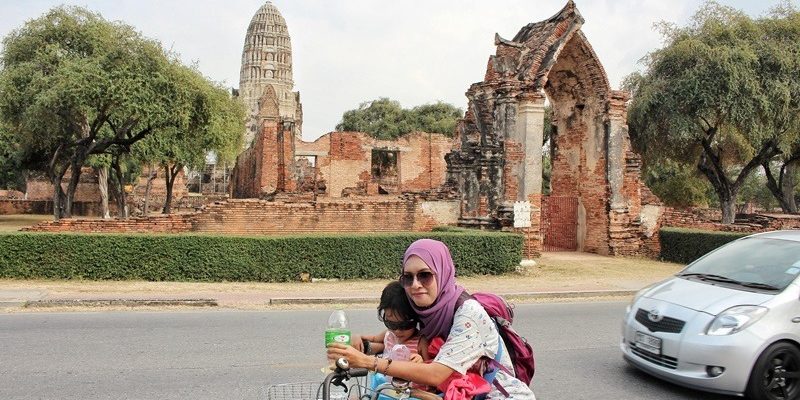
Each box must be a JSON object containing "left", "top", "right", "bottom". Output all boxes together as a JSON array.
[{"left": 621, "top": 230, "right": 800, "bottom": 399}]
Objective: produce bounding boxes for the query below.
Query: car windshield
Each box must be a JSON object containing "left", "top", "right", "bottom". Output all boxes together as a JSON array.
[{"left": 680, "top": 237, "right": 800, "bottom": 292}]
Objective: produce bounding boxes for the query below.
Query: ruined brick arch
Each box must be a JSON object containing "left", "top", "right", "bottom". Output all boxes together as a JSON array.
[
  {"left": 538, "top": 32, "right": 614, "bottom": 253},
  {"left": 446, "top": 0, "right": 651, "bottom": 257},
  {"left": 541, "top": 33, "right": 610, "bottom": 107}
]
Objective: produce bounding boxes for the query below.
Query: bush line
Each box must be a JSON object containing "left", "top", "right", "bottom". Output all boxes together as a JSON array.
[
  {"left": 659, "top": 227, "right": 749, "bottom": 264},
  {"left": 0, "top": 232, "right": 523, "bottom": 282}
]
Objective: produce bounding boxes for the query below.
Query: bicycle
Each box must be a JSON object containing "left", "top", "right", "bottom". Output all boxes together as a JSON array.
[{"left": 265, "top": 358, "right": 440, "bottom": 400}]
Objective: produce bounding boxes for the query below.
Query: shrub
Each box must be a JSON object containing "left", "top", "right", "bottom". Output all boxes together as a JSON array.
[
  {"left": 659, "top": 227, "right": 748, "bottom": 264},
  {"left": 0, "top": 232, "right": 522, "bottom": 282}
]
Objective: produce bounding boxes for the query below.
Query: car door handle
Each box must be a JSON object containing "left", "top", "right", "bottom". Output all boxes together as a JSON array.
[{"left": 792, "top": 317, "right": 800, "bottom": 323}]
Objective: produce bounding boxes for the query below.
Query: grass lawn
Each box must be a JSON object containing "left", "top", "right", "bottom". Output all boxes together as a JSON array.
[{"left": 0, "top": 214, "right": 51, "bottom": 232}]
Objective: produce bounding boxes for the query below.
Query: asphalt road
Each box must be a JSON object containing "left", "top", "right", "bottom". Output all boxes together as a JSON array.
[{"left": 0, "top": 302, "right": 739, "bottom": 400}]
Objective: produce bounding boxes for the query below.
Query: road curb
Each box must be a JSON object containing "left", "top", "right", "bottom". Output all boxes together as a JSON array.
[
  {"left": 269, "top": 289, "right": 637, "bottom": 305},
  {"left": 25, "top": 299, "right": 218, "bottom": 308},
  {"left": 269, "top": 297, "right": 378, "bottom": 305},
  {"left": 0, "top": 301, "right": 27, "bottom": 308}
]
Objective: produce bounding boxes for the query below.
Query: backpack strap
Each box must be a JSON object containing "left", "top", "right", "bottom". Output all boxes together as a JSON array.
[
  {"left": 455, "top": 292, "right": 512, "bottom": 398},
  {"left": 454, "top": 291, "right": 473, "bottom": 312},
  {"left": 474, "top": 339, "right": 511, "bottom": 399}
]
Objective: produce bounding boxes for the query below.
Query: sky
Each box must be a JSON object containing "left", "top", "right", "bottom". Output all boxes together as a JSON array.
[{"left": 0, "top": 0, "right": 791, "bottom": 141}]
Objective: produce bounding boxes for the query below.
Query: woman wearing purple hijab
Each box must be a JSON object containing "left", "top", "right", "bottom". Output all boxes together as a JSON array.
[{"left": 327, "top": 239, "right": 535, "bottom": 399}]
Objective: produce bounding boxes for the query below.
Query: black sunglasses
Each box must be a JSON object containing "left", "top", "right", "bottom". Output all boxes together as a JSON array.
[
  {"left": 383, "top": 319, "right": 417, "bottom": 331},
  {"left": 399, "top": 271, "right": 435, "bottom": 288}
]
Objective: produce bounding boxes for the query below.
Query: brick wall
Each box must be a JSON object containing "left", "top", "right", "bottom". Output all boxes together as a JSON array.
[
  {"left": 24, "top": 166, "right": 191, "bottom": 215},
  {"left": 234, "top": 127, "right": 454, "bottom": 199},
  {"left": 639, "top": 207, "right": 800, "bottom": 256},
  {"left": 549, "top": 100, "right": 610, "bottom": 254},
  {"left": 192, "top": 197, "right": 458, "bottom": 235},
  {"left": 0, "top": 190, "right": 24, "bottom": 199},
  {"left": 24, "top": 197, "right": 461, "bottom": 235},
  {"left": 26, "top": 168, "right": 101, "bottom": 202},
  {"left": 24, "top": 214, "right": 193, "bottom": 234},
  {"left": 0, "top": 200, "right": 113, "bottom": 216}
]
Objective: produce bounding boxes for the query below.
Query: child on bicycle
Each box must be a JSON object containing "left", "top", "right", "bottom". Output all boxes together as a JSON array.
[{"left": 354, "top": 281, "right": 427, "bottom": 362}]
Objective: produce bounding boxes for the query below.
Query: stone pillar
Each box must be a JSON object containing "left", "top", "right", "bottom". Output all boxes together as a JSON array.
[
  {"left": 515, "top": 91, "right": 547, "bottom": 263},
  {"left": 518, "top": 92, "right": 546, "bottom": 200},
  {"left": 606, "top": 90, "right": 639, "bottom": 255},
  {"left": 606, "top": 91, "right": 629, "bottom": 211}
]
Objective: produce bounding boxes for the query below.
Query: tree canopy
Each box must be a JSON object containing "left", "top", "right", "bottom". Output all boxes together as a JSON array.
[
  {"left": 131, "top": 64, "right": 244, "bottom": 213},
  {"left": 336, "top": 98, "right": 462, "bottom": 140},
  {"left": 626, "top": 1, "right": 800, "bottom": 222},
  {"left": 0, "top": 6, "right": 244, "bottom": 218}
]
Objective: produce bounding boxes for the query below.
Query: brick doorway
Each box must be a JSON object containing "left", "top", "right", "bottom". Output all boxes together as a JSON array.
[{"left": 542, "top": 196, "right": 578, "bottom": 251}]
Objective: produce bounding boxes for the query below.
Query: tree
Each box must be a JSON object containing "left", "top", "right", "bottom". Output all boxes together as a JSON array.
[
  {"left": 409, "top": 102, "right": 462, "bottom": 136},
  {"left": 642, "top": 160, "right": 714, "bottom": 207},
  {"left": 336, "top": 98, "right": 462, "bottom": 139},
  {"left": 0, "top": 6, "right": 185, "bottom": 219},
  {"left": 0, "top": 123, "right": 25, "bottom": 191},
  {"left": 763, "top": 148, "right": 800, "bottom": 213},
  {"left": 626, "top": 1, "right": 800, "bottom": 223},
  {"left": 739, "top": 171, "right": 778, "bottom": 212},
  {"left": 131, "top": 64, "right": 244, "bottom": 214},
  {"left": 758, "top": 4, "right": 800, "bottom": 213}
]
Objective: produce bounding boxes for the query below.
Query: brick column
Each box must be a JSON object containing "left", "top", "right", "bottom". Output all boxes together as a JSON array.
[
  {"left": 607, "top": 91, "right": 629, "bottom": 211},
  {"left": 606, "top": 90, "right": 639, "bottom": 255}
]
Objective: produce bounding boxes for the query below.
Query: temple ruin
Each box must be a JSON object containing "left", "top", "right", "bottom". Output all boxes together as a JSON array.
[
  {"left": 446, "top": 1, "right": 660, "bottom": 257},
  {"left": 18, "top": 1, "right": 664, "bottom": 259},
  {"left": 239, "top": 1, "right": 302, "bottom": 148}
]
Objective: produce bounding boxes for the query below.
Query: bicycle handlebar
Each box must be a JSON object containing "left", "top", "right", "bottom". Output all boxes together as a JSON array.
[{"left": 321, "top": 366, "right": 368, "bottom": 400}]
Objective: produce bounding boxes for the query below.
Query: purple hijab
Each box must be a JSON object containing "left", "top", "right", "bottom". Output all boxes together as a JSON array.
[{"left": 402, "top": 239, "right": 465, "bottom": 340}]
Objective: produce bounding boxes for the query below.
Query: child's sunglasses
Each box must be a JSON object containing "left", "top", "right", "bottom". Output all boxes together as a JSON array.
[
  {"left": 399, "top": 271, "right": 435, "bottom": 288},
  {"left": 383, "top": 319, "right": 417, "bottom": 331}
]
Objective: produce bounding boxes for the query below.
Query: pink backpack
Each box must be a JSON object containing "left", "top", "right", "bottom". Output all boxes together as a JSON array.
[{"left": 456, "top": 292, "right": 536, "bottom": 386}]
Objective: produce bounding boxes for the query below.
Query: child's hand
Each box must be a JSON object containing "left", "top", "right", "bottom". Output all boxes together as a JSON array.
[
  {"left": 350, "top": 335, "right": 364, "bottom": 352},
  {"left": 409, "top": 353, "right": 423, "bottom": 363}
]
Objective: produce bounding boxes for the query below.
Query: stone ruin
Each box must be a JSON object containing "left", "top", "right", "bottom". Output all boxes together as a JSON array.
[
  {"left": 445, "top": 1, "right": 661, "bottom": 258},
  {"left": 18, "top": 1, "right": 664, "bottom": 259}
]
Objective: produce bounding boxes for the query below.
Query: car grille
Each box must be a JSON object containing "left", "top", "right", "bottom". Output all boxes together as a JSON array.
[
  {"left": 635, "top": 309, "right": 686, "bottom": 333},
  {"left": 630, "top": 345, "right": 679, "bottom": 369}
]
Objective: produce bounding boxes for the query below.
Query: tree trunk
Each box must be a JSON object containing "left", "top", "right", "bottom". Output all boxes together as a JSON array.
[
  {"left": 782, "top": 162, "right": 798, "bottom": 213},
  {"left": 143, "top": 164, "right": 157, "bottom": 216},
  {"left": 111, "top": 156, "right": 127, "bottom": 219},
  {"left": 98, "top": 166, "right": 111, "bottom": 219},
  {"left": 720, "top": 193, "right": 737, "bottom": 224},
  {"left": 63, "top": 146, "right": 90, "bottom": 219},
  {"left": 162, "top": 163, "right": 181, "bottom": 215},
  {"left": 49, "top": 173, "right": 66, "bottom": 220},
  {"left": 763, "top": 159, "right": 799, "bottom": 214},
  {"left": 47, "top": 146, "right": 68, "bottom": 221}
]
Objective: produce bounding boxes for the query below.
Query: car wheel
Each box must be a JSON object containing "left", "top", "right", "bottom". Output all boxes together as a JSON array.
[{"left": 746, "top": 342, "right": 800, "bottom": 400}]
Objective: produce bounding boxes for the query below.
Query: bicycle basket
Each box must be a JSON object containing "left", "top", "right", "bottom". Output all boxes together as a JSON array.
[{"left": 265, "top": 380, "right": 368, "bottom": 400}]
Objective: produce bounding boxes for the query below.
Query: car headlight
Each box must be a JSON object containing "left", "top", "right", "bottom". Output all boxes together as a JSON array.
[{"left": 706, "top": 306, "right": 768, "bottom": 336}]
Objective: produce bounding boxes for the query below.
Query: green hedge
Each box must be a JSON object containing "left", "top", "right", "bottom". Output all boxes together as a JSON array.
[
  {"left": 0, "top": 232, "right": 523, "bottom": 282},
  {"left": 660, "top": 227, "right": 749, "bottom": 264}
]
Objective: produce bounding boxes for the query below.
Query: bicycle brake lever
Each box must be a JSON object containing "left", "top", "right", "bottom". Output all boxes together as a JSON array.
[{"left": 331, "top": 375, "right": 349, "bottom": 392}]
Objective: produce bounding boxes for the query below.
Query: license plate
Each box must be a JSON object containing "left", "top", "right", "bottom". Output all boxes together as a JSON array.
[{"left": 635, "top": 331, "right": 662, "bottom": 355}]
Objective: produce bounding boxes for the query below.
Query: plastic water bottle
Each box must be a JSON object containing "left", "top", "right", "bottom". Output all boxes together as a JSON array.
[
  {"left": 325, "top": 309, "right": 351, "bottom": 347},
  {"left": 388, "top": 343, "right": 411, "bottom": 387},
  {"left": 388, "top": 344, "right": 411, "bottom": 362},
  {"left": 325, "top": 310, "right": 351, "bottom": 371}
]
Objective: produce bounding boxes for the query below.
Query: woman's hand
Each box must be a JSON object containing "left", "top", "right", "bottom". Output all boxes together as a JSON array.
[
  {"left": 409, "top": 353, "right": 423, "bottom": 363},
  {"left": 327, "top": 343, "right": 372, "bottom": 369}
]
